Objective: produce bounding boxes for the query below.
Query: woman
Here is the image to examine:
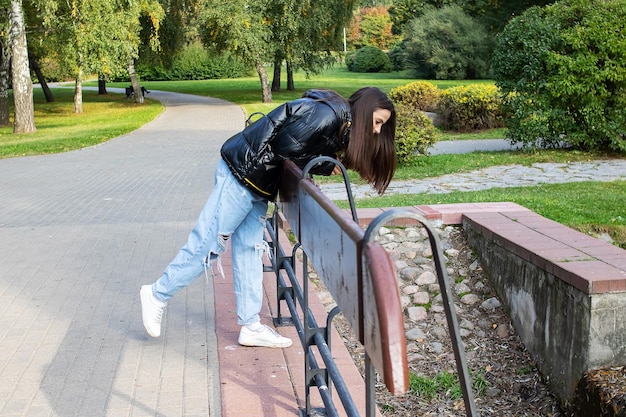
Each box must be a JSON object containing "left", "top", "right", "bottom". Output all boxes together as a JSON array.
[{"left": 141, "top": 87, "right": 396, "bottom": 348}]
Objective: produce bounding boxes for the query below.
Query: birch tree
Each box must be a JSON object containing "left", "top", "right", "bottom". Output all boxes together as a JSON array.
[
  {"left": 0, "top": 10, "right": 10, "bottom": 126},
  {"left": 37, "top": 0, "right": 163, "bottom": 112},
  {"left": 199, "top": 0, "right": 274, "bottom": 102},
  {"left": 10, "top": 0, "right": 35, "bottom": 132}
]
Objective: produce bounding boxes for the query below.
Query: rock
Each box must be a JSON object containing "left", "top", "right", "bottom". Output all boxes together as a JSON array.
[
  {"left": 407, "top": 306, "right": 428, "bottom": 321},
  {"left": 431, "top": 326, "right": 448, "bottom": 340},
  {"left": 481, "top": 297, "right": 501, "bottom": 312},
  {"left": 406, "top": 327, "right": 426, "bottom": 341},
  {"left": 395, "top": 260, "right": 409, "bottom": 270},
  {"left": 412, "top": 292, "right": 430, "bottom": 305},
  {"left": 469, "top": 259, "right": 481, "bottom": 271},
  {"left": 461, "top": 293, "right": 480, "bottom": 305},
  {"left": 430, "top": 342, "right": 443, "bottom": 353},
  {"left": 455, "top": 282, "right": 471, "bottom": 295},
  {"left": 460, "top": 318, "right": 475, "bottom": 330},
  {"left": 416, "top": 270, "right": 437, "bottom": 285},
  {"left": 402, "top": 285, "right": 419, "bottom": 295},
  {"left": 400, "top": 267, "right": 421, "bottom": 281},
  {"left": 496, "top": 323, "right": 510, "bottom": 338},
  {"left": 400, "top": 295, "right": 411, "bottom": 308}
]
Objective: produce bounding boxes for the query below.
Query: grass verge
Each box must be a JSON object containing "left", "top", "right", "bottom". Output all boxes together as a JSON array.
[
  {"left": 336, "top": 180, "right": 626, "bottom": 248},
  {"left": 0, "top": 87, "right": 163, "bottom": 159}
]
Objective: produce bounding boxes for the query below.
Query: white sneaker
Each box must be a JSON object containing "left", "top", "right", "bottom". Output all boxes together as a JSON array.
[
  {"left": 140, "top": 285, "right": 167, "bottom": 337},
  {"left": 238, "top": 323, "right": 293, "bottom": 348}
]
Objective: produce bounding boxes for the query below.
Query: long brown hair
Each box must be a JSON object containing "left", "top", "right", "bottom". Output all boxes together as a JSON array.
[{"left": 343, "top": 87, "right": 397, "bottom": 195}]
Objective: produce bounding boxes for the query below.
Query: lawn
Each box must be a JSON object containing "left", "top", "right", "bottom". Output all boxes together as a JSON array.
[{"left": 2, "top": 67, "right": 624, "bottom": 246}]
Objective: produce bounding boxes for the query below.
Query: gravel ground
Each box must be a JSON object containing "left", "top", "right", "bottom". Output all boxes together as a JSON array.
[{"left": 313, "top": 224, "right": 570, "bottom": 417}]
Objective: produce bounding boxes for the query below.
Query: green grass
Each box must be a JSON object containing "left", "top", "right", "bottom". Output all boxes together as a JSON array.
[
  {"left": 4, "top": 68, "right": 625, "bottom": 247},
  {"left": 439, "top": 127, "right": 508, "bottom": 141},
  {"left": 408, "top": 370, "right": 488, "bottom": 401},
  {"left": 104, "top": 66, "right": 493, "bottom": 117},
  {"left": 0, "top": 88, "right": 163, "bottom": 159},
  {"left": 338, "top": 180, "right": 626, "bottom": 248}
]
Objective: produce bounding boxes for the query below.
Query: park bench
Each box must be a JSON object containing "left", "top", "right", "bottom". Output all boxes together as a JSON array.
[
  {"left": 125, "top": 85, "right": 150, "bottom": 99},
  {"left": 263, "top": 158, "right": 481, "bottom": 416}
]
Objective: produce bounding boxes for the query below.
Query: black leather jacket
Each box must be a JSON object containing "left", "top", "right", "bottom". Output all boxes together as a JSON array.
[{"left": 221, "top": 89, "right": 352, "bottom": 200}]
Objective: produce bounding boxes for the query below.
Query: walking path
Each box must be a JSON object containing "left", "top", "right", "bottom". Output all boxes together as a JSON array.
[
  {"left": 0, "top": 89, "right": 624, "bottom": 417},
  {"left": 320, "top": 159, "right": 626, "bottom": 200}
]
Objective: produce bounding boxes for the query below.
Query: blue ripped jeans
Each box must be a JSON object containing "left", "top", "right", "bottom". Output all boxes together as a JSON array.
[{"left": 152, "top": 159, "right": 269, "bottom": 325}]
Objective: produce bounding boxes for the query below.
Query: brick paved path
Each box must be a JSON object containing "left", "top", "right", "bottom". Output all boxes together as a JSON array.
[{"left": 0, "top": 91, "right": 243, "bottom": 417}]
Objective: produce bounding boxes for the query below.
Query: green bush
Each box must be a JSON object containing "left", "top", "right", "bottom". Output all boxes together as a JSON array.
[
  {"left": 388, "top": 41, "right": 408, "bottom": 71},
  {"left": 389, "top": 81, "right": 440, "bottom": 112},
  {"left": 492, "top": 0, "right": 626, "bottom": 152},
  {"left": 403, "top": 5, "right": 491, "bottom": 80},
  {"left": 136, "top": 43, "right": 251, "bottom": 81},
  {"left": 393, "top": 104, "right": 439, "bottom": 164},
  {"left": 438, "top": 84, "right": 504, "bottom": 131},
  {"left": 346, "top": 46, "right": 392, "bottom": 73}
]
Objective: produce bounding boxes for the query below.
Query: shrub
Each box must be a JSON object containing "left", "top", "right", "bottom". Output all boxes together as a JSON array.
[
  {"left": 437, "top": 84, "right": 504, "bottom": 131},
  {"left": 346, "top": 46, "right": 392, "bottom": 73},
  {"left": 387, "top": 41, "right": 407, "bottom": 71},
  {"left": 403, "top": 5, "right": 491, "bottom": 80},
  {"left": 393, "top": 104, "right": 439, "bottom": 164},
  {"left": 389, "top": 81, "right": 440, "bottom": 112},
  {"left": 136, "top": 43, "right": 251, "bottom": 81},
  {"left": 492, "top": 0, "right": 626, "bottom": 152}
]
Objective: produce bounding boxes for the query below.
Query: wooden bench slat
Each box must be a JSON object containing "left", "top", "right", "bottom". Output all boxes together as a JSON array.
[{"left": 363, "top": 241, "right": 410, "bottom": 395}]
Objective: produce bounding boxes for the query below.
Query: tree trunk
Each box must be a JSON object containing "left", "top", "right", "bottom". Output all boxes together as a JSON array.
[
  {"left": 10, "top": 0, "right": 36, "bottom": 133},
  {"left": 98, "top": 74, "right": 107, "bottom": 95},
  {"left": 271, "top": 60, "right": 281, "bottom": 92},
  {"left": 0, "top": 36, "right": 11, "bottom": 126},
  {"left": 287, "top": 61, "right": 295, "bottom": 91},
  {"left": 255, "top": 59, "right": 272, "bottom": 103},
  {"left": 74, "top": 67, "right": 83, "bottom": 114},
  {"left": 128, "top": 58, "right": 144, "bottom": 104},
  {"left": 30, "top": 55, "right": 54, "bottom": 102}
]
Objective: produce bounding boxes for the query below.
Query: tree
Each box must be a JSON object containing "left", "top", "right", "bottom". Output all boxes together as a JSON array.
[
  {"left": 267, "top": 0, "right": 356, "bottom": 92},
  {"left": 284, "top": 0, "right": 355, "bottom": 84},
  {"left": 0, "top": 6, "right": 10, "bottom": 126},
  {"left": 403, "top": 5, "right": 491, "bottom": 79},
  {"left": 461, "top": 0, "right": 555, "bottom": 33},
  {"left": 347, "top": 6, "right": 400, "bottom": 50},
  {"left": 37, "top": 0, "right": 163, "bottom": 111},
  {"left": 10, "top": 0, "right": 35, "bottom": 132},
  {"left": 199, "top": 0, "right": 274, "bottom": 102},
  {"left": 492, "top": 0, "right": 626, "bottom": 152}
]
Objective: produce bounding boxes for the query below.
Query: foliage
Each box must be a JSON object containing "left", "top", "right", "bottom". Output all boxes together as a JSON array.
[
  {"left": 403, "top": 5, "right": 491, "bottom": 79},
  {"left": 282, "top": 0, "right": 354, "bottom": 77},
  {"left": 461, "top": 0, "right": 555, "bottom": 33},
  {"left": 346, "top": 6, "right": 401, "bottom": 50},
  {"left": 492, "top": 0, "right": 626, "bottom": 153},
  {"left": 388, "top": 81, "right": 440, "bottom": 112},
  {"left": 438, "top": 84, "right": 504, "bottom": 131},
  {"left": 35, "top": 0, "right": 164, "bottom": 111},
  {"left": 346, "top": 45, "right": 392, "bottom": 73},
  {"left": 388, "top": 0, "right": 424, "bottom": 35},
  {"left": 135, "top": 43, "right": 250, "bottom": 81},
  {"left": 393, "top": 104, "right": 439, "bottom": 164}
]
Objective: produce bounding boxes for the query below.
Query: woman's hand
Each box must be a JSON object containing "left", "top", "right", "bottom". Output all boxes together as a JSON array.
[{"left": 332, "top": 165, "right": 342, "bottom": 175}]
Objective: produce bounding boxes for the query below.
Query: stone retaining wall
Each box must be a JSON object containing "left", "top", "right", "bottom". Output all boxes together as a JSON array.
[{"left": 461, "top": 209, "right": 626, "bottom": 404}]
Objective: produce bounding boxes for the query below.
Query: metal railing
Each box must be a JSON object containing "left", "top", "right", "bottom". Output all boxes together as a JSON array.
[{"left": 264, "top": 157, "right": 479, "bottom": 417}]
